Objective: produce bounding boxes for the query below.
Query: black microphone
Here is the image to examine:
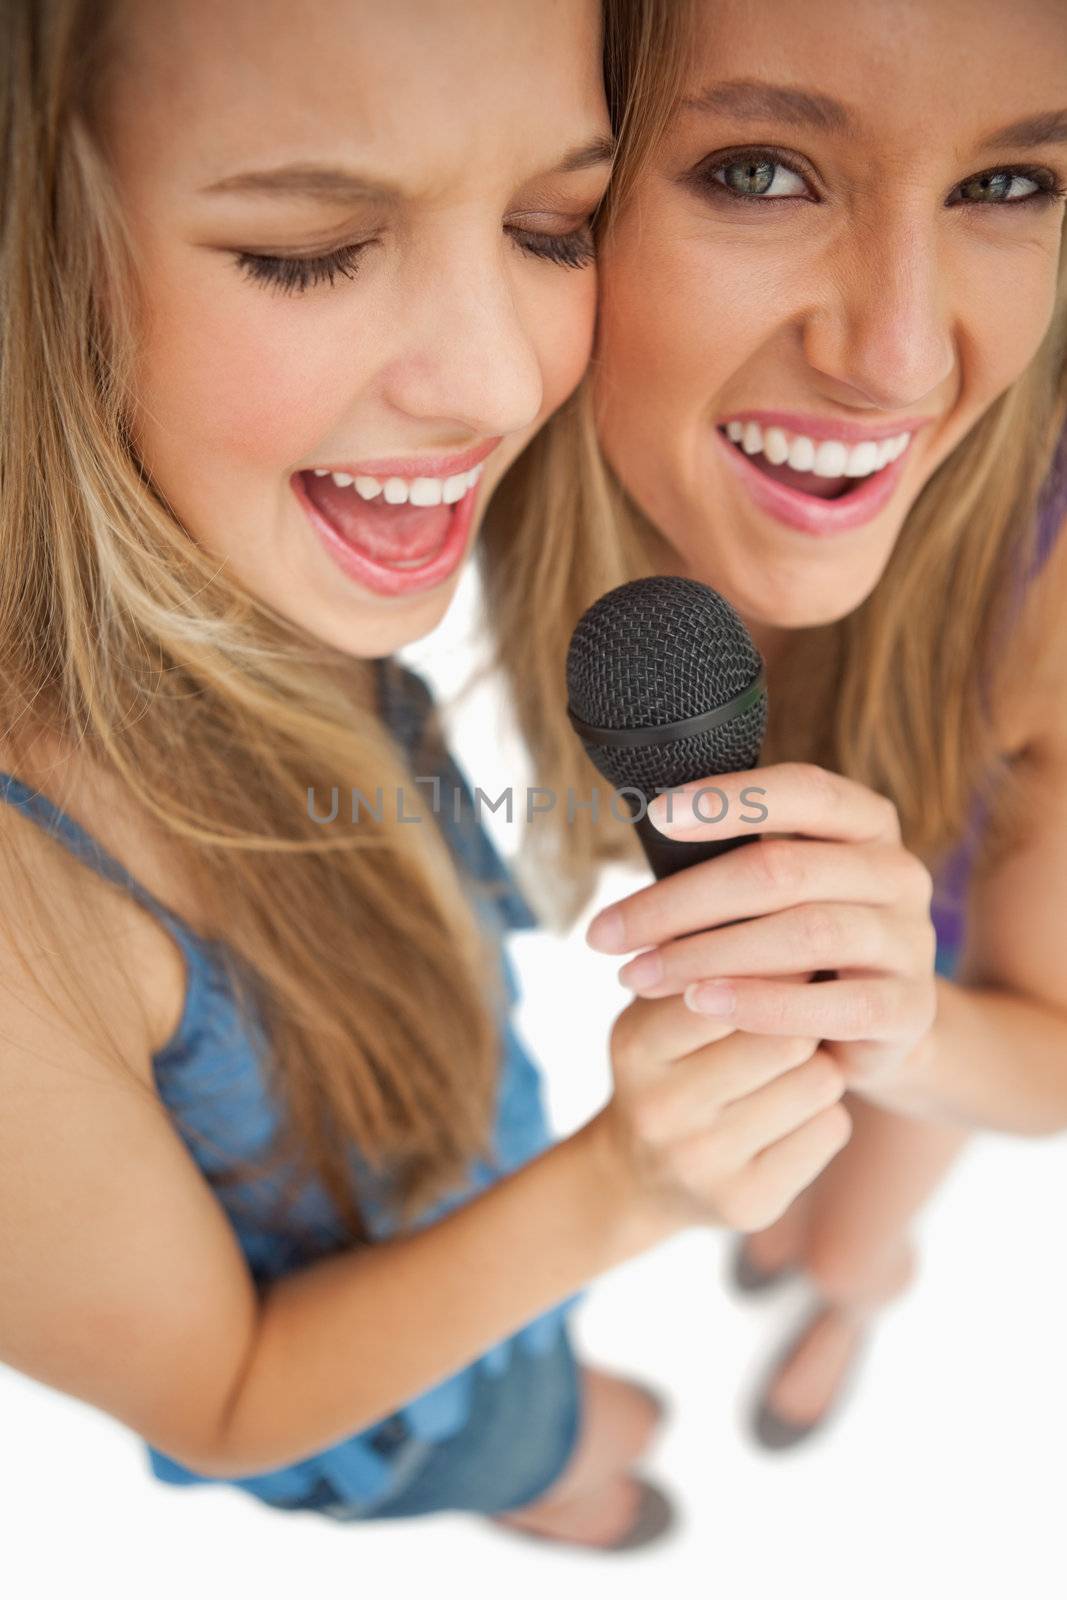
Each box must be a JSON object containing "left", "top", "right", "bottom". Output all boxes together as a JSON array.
[{"left": 565, "top": 576, "right": 768, "bottom": 880}]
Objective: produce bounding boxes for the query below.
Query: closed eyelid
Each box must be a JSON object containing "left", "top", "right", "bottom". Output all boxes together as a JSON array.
[{"left": 507, "top": 206, "right": 599, "bottom": 229}]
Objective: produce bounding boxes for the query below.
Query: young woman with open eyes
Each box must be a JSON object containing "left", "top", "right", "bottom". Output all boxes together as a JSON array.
[{"left": 485, "top": 0, "right": 1067, "bottom": 1447}]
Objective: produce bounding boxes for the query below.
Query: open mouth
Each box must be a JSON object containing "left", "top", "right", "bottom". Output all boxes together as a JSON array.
[
  {"left": 291, "top": 457, "right": 490, "bottom": 597},
  {"left": 298, "top": 463, "right": 484, "bottom": 570},
  {"left": 718, "top": 420, "right": 912, "bottom": 502}
]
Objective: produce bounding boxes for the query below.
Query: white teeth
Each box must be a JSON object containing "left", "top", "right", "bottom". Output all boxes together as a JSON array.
[
  {"left": 722, "top": 420, "right": 913, "bottom": 482},
  {"left": 409, "top": 476, "right": 444, "bottom": 507},
  {"left": 312, "top": 461, "right": 485, "bottom": 504},
  {"left": 387, "top": 554, "right": 436, "bottom": 570},
  {"left": 812, "top": 440, "right": 849, "bottom": 478},
  {"left": 844, "top": 440, "right": 881, "bottom": 477},
  {"left": 763, "top": 426, "right": 790, "bottom": 465},
  {"left": 872, "top": 432, "right": 908, "bottom": 467}
]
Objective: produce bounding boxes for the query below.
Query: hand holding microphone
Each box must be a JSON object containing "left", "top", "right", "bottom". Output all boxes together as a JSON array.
[
  {"left": 590, "top": 991, "right": 850, "bottom": 1239},
  {"left": 567, "top": 576, "right": 939, "bottom": 1120}
]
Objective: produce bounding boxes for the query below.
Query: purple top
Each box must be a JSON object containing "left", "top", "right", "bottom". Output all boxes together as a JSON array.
[{"left": 930, "top": 424, "right": 1067, "bottom": 978}]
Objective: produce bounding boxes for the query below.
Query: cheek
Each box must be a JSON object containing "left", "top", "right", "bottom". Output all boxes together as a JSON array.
[
  {"left": 594, "top": 221, "right": 766, "bottom": 454},
  {"left": 596, "top": 231, "right": 683, "bottom": 400},
  {"left": 131, "top": 250, "right": 357, "bottom": 483},
  {"left": 533, "top": 271, "right": 599, "bottom": 415},
  {"left": 959, "top": 247, "right": 1063, "bottom": 396}
]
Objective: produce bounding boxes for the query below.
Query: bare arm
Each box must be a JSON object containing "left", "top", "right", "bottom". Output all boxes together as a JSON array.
[
  {"left": 869, "top": 513, "right": 1067, "bottom": 1133},
  {"left": 208, "top": 1115, "right": 661, "bottom": 1474},
  {"left": 0, "top": 784, "right": 847, "bottom": 1482},
  {"left": 871, "top": 729, "right": 1067, "bottom": 1134},
  {"left": 0, "top": 898, "right": 666, "bottom": 1480},
  {"left": 876, "top": 978, "right": 1067, "bottom": 1134}
]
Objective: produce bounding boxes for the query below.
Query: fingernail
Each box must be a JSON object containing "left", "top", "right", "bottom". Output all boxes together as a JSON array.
[
  {"left": 647, "top": 796, "right": 673, "bottom": 832},
  {"left": 586, "top": 907, "right": 624, "bottom": 952},
  {"left": 648, "top": 789, "right": 697, "bottom": 832},
  {"left": 619, "top": 951, "right": 662, "bottom": 989},
  {"left": 686, "top": 980, "right": 735, "bottom": 1015}
]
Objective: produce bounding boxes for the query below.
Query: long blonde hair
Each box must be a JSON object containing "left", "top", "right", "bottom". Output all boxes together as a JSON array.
[
  {"left": 481, "top": 0, "right": 1067, "bottom": 926},
  {"left": 0, "top": 0, "right": 516, "bottom": 1239}
]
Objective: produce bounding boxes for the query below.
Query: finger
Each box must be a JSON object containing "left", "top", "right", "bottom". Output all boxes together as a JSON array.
[
  {"left": 743, "top": 1103, "right": 854, "bottom": 1218},
  {"left": 647, "top": 761, "right": 902, "bottom": 848},
  {"left": 610, "top": 994, "right": 739, "bottom": 1077},
  {"left": 586, "top": 838, "right": 929, "bottom": 955},
  {"left": 635, "top": 1032, "right": 824, "bottom": 1141},
  {"left": 618, "top": 905, "right": 913, "bottom": 995},
  {"left": 707, "top": 1053, "right": 846, "bottom": 1162},
  {"left": 684, "top": 973, "right": 914, "bottom": 1040}
]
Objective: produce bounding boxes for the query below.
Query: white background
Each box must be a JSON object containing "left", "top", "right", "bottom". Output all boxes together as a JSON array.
[{"left": 5, "top": 562, "right": 1066, "bottom": 1598}]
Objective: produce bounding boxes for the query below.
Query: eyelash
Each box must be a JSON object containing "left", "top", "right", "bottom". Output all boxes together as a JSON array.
[
  {"left": 693, "top": 145, "right": 1067, "bottom": 211},
  {"left": 232, "top": 221, "right": 596, "bottom": 295}
]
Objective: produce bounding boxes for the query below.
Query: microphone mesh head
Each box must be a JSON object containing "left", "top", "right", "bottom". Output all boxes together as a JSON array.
[{"left": 565, "top": 576, "right": 767, "bottom": 794}]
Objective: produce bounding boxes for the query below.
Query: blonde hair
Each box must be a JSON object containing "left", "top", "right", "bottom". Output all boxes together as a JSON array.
[
  {"left": 0, "top": 0, "right": 517, "bottom": 1239},
  {"left": 481, "top": 0, "right": 1067, "bottom": 926}
]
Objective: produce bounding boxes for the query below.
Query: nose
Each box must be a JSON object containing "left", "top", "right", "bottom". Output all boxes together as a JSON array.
[
  {"left": 802, "top": 208, "right": 956, "bottom": 411},
  {"left": 379, "top": 235, "right": 545, "bottom": 440}
]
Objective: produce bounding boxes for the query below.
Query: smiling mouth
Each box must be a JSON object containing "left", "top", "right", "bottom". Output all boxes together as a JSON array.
[{"left": 718, "top": 420, "right": 913, "bottom": 501}]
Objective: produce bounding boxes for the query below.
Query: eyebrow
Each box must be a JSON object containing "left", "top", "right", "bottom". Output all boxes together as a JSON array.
[
  {"left": 979, "top": 110, "right": 1067, "bottom": 150},
  {"left": 198, "top": 136, "right": 616, "bottom": 202},
  {"left": 681, "top": 79, "right": 851, "bottom": 134},
  {"left": 683, "top": 78, "right": 1067, "bottom": 153}
]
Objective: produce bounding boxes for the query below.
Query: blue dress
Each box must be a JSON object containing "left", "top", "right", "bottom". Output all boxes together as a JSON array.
[{"left": 0, "top": 659, "right": 585, "bottom": 1518}]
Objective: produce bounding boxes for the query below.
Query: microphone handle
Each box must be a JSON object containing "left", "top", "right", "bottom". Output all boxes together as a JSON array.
[{"left": 631, "top": 803, "right": 754, "bottom": 880}]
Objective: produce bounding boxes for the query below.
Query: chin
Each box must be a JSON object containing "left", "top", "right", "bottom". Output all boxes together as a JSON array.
[{"left": 285, "top": 594, "right": 447, "bottom": 660}]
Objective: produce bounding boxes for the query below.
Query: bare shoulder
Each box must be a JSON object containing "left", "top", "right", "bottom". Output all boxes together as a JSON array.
[{"left": 0, "top": 742, "right": 190, "bottom": 1071}]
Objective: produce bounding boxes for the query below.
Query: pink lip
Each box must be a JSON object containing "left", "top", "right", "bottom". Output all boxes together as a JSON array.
[
  {"left": 291, "top": 471, "right": 479, "bottom": 598},
  {"left": 718, "top": 410, "right": 935, "bottom": 444},
  {"left": 713, "top": 425, "right": 912, "bottom": 537},
  {"left": 305, "top": 437, "right": 502, "bottom": 481}
]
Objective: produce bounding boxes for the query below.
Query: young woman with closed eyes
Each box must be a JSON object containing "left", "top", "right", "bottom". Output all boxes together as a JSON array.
[
  {"left": 485, "top": 0, "right": 1067, "bottom": 1446},
  {"left": 0, "top": 0, "right": 869, "bottom": 1557}
]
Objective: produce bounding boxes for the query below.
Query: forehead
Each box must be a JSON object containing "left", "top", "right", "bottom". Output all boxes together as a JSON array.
[
  {"left": 100, "top": 0, "right": 605, "bottom": 193},
  {"left": 680, "top": 0, "right": 1067, "bottom": 146}
]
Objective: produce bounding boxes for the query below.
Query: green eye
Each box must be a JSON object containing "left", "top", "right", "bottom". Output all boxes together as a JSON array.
[
  {"left": 958, "top": 171, "right": 1037, "bottom": 203},
  {"left": 724, "top": 158, "right": 777, "bottom": 196},
  {"left": 949, "top": 166, "right": 1065, "bottom": 207},
  {"left": 704, "top": 152, "right": 810, "bottom": 202}
]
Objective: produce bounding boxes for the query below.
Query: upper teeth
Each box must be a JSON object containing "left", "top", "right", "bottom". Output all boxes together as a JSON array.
[
  {"left": 724, "top": 420, "right": 911, "bottom": 477},
  {"left": 310, "top": 463, "right": 484, "bottom": 504}
]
